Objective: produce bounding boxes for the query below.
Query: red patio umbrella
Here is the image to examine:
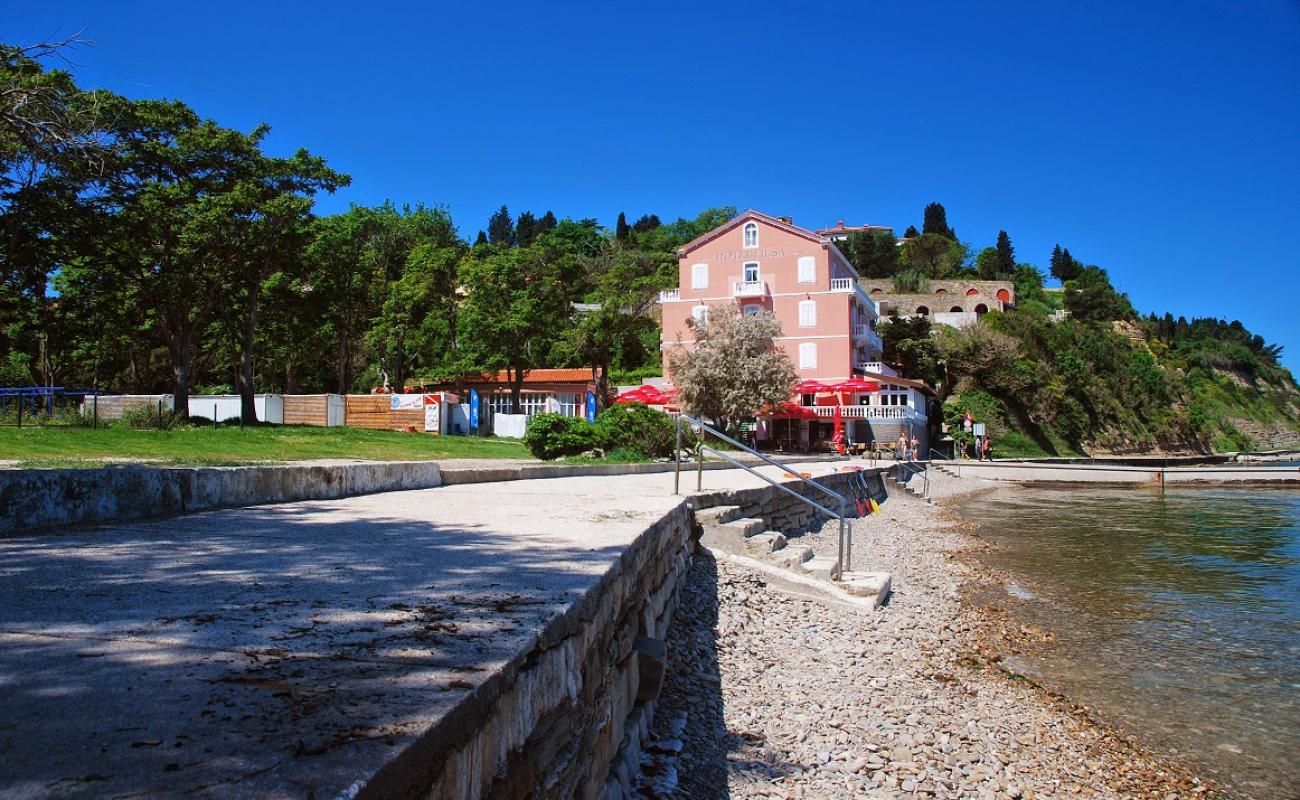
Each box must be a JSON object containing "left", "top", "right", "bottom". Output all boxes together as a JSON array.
[
  {"left": 614, "top": 389, "right": 651, "bottom": 404},
  {"left": 830, "top": 377, "right": 881, "bottom": 405},
  {"left": 793, "top": 379, "right": 831, "bottom": 393}
]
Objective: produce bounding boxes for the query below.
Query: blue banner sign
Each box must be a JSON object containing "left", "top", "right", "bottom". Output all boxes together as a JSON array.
[
  {"left": 469, "top": 388, "right": 480, "bottom": 429},
  {"left": 585, "top": 391, "right": 597, "bottom": 423}
]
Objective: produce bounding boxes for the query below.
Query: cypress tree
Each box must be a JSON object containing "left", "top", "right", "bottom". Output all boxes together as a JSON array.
[
  {"left": 615, "top": 211, "right": 630, "bottom": 241},
  {"left": 1050, "top": 244, "right": 1063, "bottom": 278},
  {"left": 474, "top": 230, "right": 487, "bottom": 246},
  {"left": 538, "top": 210, "right": 558, "bottom": 233},
  {"left": 487, "top": 204, "right": 514, "bottom": 245},
  {"left": 516, "top": 210, "right": 538, "bottom": 246},
  {"left": 993, "top": 230, "right": 1015, "bottom": 277},
  {"left": 922, "top": 202, "right": 955, "bottom": 239},
  {"left": 903, "top": 224, "right": 920, "bottom": 239}
]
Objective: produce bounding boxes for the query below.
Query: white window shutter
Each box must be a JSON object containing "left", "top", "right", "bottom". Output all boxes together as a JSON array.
[
  {"left": 691, "top": 263, "right": 708, "bottom": 289},
  {"left": 798, "top": 300, "right": 816, "bottom": 327},
  {"left": 799, "top": 342, "right": 817, "bottom": 369},
  {"left": 798, "top": 256, "right": 815, "bottom": 283},
  {"left": 692, "top": 305, "right": 709, "bottom": 325}
]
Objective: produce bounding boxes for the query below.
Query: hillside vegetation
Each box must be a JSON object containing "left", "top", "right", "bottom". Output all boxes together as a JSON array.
[{"left": 861, "top": 205, "right": 1300, "bottom": 457}]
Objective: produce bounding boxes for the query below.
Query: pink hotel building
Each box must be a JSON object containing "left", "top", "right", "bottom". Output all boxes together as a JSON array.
[{"left": 659, "top": 210, "right": 932, "bottom": 449}]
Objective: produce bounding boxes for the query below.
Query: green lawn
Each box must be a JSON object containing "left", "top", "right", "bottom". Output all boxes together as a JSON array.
[{"left": 0, "top": 425, "right": 532, "bottom": 467}]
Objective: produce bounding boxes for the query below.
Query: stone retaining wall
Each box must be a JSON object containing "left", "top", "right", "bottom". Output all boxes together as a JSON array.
[
  {"left": 0, "top": 461, "right": 444, "bottom": 535},
  {"left": 361, "top": 504, "right": 694, "bottom": 800}
]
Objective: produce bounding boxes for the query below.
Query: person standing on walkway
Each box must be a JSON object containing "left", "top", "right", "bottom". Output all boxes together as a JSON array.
[{"left": 983, "top": 436, "right": 994, "bottom": 461}]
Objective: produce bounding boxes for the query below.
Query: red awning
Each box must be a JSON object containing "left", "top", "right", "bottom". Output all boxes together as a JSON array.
[{"left": 830, "top": 378, "right": 881, "bottom": 393}]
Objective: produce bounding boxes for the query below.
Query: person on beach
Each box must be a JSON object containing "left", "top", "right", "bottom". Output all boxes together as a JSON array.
[{"left": 896, "top": 432, "right": 907, "bottom": 461}]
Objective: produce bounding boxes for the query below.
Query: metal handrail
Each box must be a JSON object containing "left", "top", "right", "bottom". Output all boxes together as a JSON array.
[
  {"left": 929, "top": 447, "right": 958, "bottom": 478},
  {"left": 895, "top": 459, "right": 930, "bottom": 499},
  {"left": 674, "top": 414, "right": 852, "bottom": 575}
]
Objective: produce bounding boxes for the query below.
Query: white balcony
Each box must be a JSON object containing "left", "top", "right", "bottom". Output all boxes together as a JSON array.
[
  {"left": 856, "top": 361, "right": 898, "bottom": 377},
  {"left": 810, "top": 404, "right": 923, "bottom": 421},
  {"left": 830, "top": 277, "right": 856, "bottom": 292},
  {"left": 732, "top": 279, "right": 767, "bottom": 298},
  {"left": 659, "top": 288, "right": 680, "bottom": 302}
]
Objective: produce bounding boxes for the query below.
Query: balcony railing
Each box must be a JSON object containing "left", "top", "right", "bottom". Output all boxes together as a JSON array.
[
  {"left": 809, "top": 405, "right": 922, "bottom": 420},
  {"left": 732, "top": 279, "right": 767, "bottom": 297},
  {"left": 659, "top": 288, "right": 680, "bottom": 302},
  {"left": 830, "top": 277, "right": 855, "bottom": 292},
  {"left": 856, "top": 361, "right": 898, "bottom": 377}
]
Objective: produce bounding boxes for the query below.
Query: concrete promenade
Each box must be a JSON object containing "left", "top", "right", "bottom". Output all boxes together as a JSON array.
[
  {"left": 0, "top": 461, "right": 842, "bottom": 799},
  {"left": 933, "top": 459, "right": 1300, "bottom": 485}
]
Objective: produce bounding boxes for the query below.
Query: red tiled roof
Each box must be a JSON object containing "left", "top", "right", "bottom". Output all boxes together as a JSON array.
[
  {"left": 492, "top": 368, "right": 593, "bottom": 384},
  {"left": 674, "top": 209, "right": 827, "bottom": 255}
]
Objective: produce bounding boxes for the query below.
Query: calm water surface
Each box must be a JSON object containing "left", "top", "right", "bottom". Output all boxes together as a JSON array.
[{"left": 962, "top": 487, "right": 1300, "bottom": 799}]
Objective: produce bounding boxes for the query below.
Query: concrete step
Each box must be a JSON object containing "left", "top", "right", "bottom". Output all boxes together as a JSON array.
[
  {"left": 838, "top": 570, "right": 893, "bottom": 607},
  {"left": 744, "top": 531, "right": 788, "bottom": 556},
  {"left": 800, "top": 555, "right": 841, "bottom": 581},
  {"left": 770, "top": 545, "right": 814, "bottom": 569},
  {"left": 694, "top": 505, "right": 744, "bottom": 526},
  {"left": 698, "top": 516, "right": 768, "bottom": 552}
]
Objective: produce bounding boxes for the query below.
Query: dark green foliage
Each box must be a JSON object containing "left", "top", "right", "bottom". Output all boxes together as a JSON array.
[
  {"left": 487, "top": 204, "right": 514, "bottom": 245},
  {"left": 615, "top": 212, "right": 629, "bottom": 241},
  {"left": 891, "top": 268, "right": 928, "bottom": 293},
  {"left": 521, "top": 413, "right": 600, "bottom": 459},
  {"left": 1063, "top": 266, "right": 1133, "bottom": 322},
  {"left": 538, "top": 210, "right": 558, "bottom": 233},
  {"left": 474, "top": 230, "right": 487, "bottom": 246},
  {"left": 877, "top": 315, "right": 942, "bottom": 386},
  {"left": 515, "top": 211, "right": 539, "bottom": 246},
  {"left": 840, "top": 230, "right": 899, "bottom": 278},
  {"left": 632, "top": 214, "right": 661, "bottom": 232},
  {"left": 903, "top": 225, "right": 919, "bottom": 238},
  {"left": 922, "top": 202, "right": 956, "bottom": 239},
  {"left": 595, "top": 403, "right": 676, "bottom": 457},
  {"left": 1050, "top": 244, "right": 1082, "bottom": 282}
]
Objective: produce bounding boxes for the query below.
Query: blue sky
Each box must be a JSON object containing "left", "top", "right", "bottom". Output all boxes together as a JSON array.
[{"left": 7, "top": 1, "right": 1300, "bottom": 371}]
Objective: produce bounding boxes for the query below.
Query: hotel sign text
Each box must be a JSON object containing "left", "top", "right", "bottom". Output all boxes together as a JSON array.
[{"left": 715, "top": 248, "right": 787, "bottom": 261}]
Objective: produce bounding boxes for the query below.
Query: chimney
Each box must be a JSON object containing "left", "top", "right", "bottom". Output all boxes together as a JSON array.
[
  {"left": 837, "top": 219, "right": 845, "bottom": 228},
  {"left": 780, "top": 215, "right": 793, "bottom": 224}
]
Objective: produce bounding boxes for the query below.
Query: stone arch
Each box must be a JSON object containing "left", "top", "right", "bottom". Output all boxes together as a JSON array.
[
  {"left": 950, "top": 306, "right": 963, "bottom": 313},
  {"left": 935, "top": 288, "right": 948, "bottom": 296},
  {"left": 916, "top": 305, "right": 930, "bottom": 316},
  {"left": 996, "top": 288, "right": 1011, "bottom": 303},
  {"left": 965, "top": 288, "right": 979, "bottom": 297},
  {"left": 974, "top": 303, "right": 989, "bottom": 315},
  {"left": 870, "top": 288, "right": 883, "bottom": 296}
]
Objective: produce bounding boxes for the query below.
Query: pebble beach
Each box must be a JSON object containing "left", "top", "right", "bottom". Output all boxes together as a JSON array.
[{"left": 640, "top": 470, "right": 1218, "bottom": 799}]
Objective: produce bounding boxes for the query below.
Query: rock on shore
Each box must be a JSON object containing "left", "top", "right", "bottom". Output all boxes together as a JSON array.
[{"left": 644, "top": 472, "right": 1211, "bottom": 799}]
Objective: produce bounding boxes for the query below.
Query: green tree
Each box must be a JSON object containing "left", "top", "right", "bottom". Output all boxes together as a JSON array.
[
  {"left": 899, "top": 233, "right": 966, "bottom": 278},
  {"left": 487, "top": 204, "right": 513, "bottom": 246},
  {"left": 876, "top": 315, "right": 941, "bottom": 387},
  {"left": 1051, "top": 245, "right": 1081, "bottom": 282},
  {"left": 840, "top": 229, "right": 899, "bottom": 278},
  {"left": 922, "top": 202, "right": 955, "bottom": 239},
  {"left": 1064, "top": 266, "right": 1133, "bottom": 322},
  {"left": 457, "top": 244, "right": 569, "bottom": 412},
  {"left": 903, "top": 224, "right": 919, "bottom": 238},
  {"left": 566, "top": 240, "right": 673, "bottom": 405},
  {"left": 515, "top": 210, "right": 538, "bottom": 246},
  {"left": 615, "top": 211, "right": 629, "bottom": 241},
  {"left": 667, "top": 304, "right": 796, "bottom": 433}
]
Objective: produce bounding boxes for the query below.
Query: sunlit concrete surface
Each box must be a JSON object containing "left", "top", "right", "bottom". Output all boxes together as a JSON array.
[{"left": 0, "top": 462, "right": 842, "bottom": 798}]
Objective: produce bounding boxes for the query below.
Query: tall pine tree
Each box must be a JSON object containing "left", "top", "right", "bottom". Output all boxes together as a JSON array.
[
  {"left": 922, "top": 202, "right": 955, "bottom": 239},
  {"left": 903, "top": 224, "right": 920, "bottom": 239},
  {"left": 538, "top": 210, "right": 557, "bottom": 233},
  {"left": 516, "top": 210, "right": 538, "bottom": 246},
  {"left": 615, "top": 211, "right": 630, "bottom": 241},
  {"left": 487, "top": 205, "right": 514, "bottom": 245},
  {"left": 992, "top": 230, "right": 1015, "bottom": 277}
]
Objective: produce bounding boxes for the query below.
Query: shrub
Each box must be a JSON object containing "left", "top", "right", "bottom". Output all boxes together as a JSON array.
[
  {"left": 119, "top": 404, "right": 185, "bottom": 430},
  {"left": 595, "top": 403, "right": 677, "bottom": 458},
  {"left": 522, "top": 413, "right": 599, "bottom": 460}
]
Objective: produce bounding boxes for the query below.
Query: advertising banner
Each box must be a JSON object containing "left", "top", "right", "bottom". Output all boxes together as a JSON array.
[
  {"left": 390, "top": 393, "right": 423, "bottom": 411},
  {"left": 585, "top": 391, "right": 596, "bottom": 423},
  {"left": 424, "top": 402, "right": 441, "bottom": 433},
  {"left": 469, "top": 388, "right": 480, "bottom": 429}
]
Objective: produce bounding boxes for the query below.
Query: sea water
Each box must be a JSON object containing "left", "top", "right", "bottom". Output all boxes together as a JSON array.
[{"left": 963, "top": 486, "right": 1300, "bottom": 799}]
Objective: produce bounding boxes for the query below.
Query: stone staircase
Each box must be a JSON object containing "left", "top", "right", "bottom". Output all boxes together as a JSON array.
[
  {"left": 693, "top": 505, "right": 891, "bottom": 607},
  {"left": 883, "top": 465, "right": 932, "bottom": 502}
]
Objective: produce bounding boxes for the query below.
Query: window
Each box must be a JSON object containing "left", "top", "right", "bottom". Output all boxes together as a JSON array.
[
  {"left": 692, "top": 305, "right": 709, "bottom": 326},
  {"left": 799, "top": 342, "right": 817, "bottom": 369},
  {"left": 800, "top": 393, "right": 816, "bottom": 406},
  {"left": 743, "top": 222, "right": 758, "bottom": 248},
  {"left": 797, "top": 256, "right": 815, "bottom": 283},
  {"left": 798, "top": 300, "right": 816, "bottom": 328},
  {"left": 743, "top": 262, "right": 760, "bottom": 283},
  {"left": 691, "top": 263, "right": 708, "bottom": 289},
  {"left": 556, "top": 392, "right": 579, "bottom": 417},
  {"left": 742, "top": 304, "right": 762, "bottom": 316}
]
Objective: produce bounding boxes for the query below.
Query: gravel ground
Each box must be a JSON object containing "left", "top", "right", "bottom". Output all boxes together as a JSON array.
[{"left": 642, "top": 471, "right": 1215, "bottom": 799}]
